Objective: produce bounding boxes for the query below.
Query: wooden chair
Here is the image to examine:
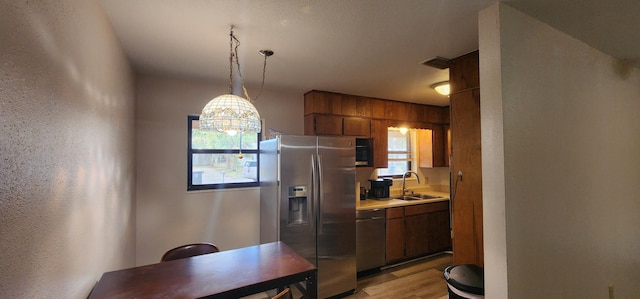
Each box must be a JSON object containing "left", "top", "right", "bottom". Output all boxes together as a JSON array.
[
  {"left": 161, "top": 243, "right": 220, "bottom": 262},
  {"left": 271, "top": 288, "right": 290, "bottom": 299}
]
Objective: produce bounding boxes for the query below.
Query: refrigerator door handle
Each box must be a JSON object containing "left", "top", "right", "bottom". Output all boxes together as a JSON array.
[
  {"left": 310, "top": 154, "right": 316, "bottom": 233},
  {"left": 316, "top": 154, "right": 323, "bottom": 235}
]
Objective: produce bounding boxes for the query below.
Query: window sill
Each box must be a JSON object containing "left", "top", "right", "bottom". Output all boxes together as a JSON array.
[{"left": 186, "top": 186, "right": 260, "bottom": 194}]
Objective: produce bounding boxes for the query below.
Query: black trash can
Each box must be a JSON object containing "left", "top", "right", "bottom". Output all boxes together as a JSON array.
[{"left": 443, "top": 264, "right": 484, "bottom": 299}]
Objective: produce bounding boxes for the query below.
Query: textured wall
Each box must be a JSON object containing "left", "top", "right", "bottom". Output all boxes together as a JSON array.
[
  {"left": 0, "top": 1, "right": 135, "bottom": 298},
  {"left": 134, "top": 74, "right": 304, "bottom": 266},
  {"left": 480, "top": 3, "right": 640, "bottom": 298}
]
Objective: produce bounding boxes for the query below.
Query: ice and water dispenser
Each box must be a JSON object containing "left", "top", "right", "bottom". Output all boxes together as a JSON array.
[{"left": 288, "top": 186, "right": 309, "bottom": 225}]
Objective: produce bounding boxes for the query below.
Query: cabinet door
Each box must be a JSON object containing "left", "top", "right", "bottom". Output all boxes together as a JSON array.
[
  {"left": 341, "top": 94, "right": 371, "bottom": 117},
  {"left": 304, "top": 115, "right": 315, "bottom": 135},
  {"left": 417, "top": 129, "right": 434, "bottom": 168},
  {"left": 385, "top": 217, "right": 405, "bottom": 262},
  {"left": 405, "top": 214, "right": 429, "bottom": 258},
  {"left": 384, "top": 100, "right": 406, "bottom": 120},
  {"left": 445, "top": 125, "right": 451, "bottom": 167},
  {"left": 370, "top": 99, "right": 385, "bottom": 119},
  {"left": 355, "top": 97, "right": 372, "bottom": 118},
  {"left": 304, "top": 91, "right": 343, "bottom": 115},
  {"left": 417, "top": 127, "right": 448, "bottom": 168},
  {"left": 432, "top": 124, "right": 447, "bottom": 167},
  {"left": 370, "top": 120, "right": 388, "bottom": 168},
  {"left": 450, "top": 88, "right": 483, "bottom": 266},
  {"left": 427, "top": 210, "right": 451, "bottom": 253},
  {"left": 343, "top": 117, "right": 370, "bottom": 137},
  {"left": 450, "top": 51, "right": 480, "bottom": 92},
  {"left": 313, "top": 115, "right": 343, "bottom": 135}
]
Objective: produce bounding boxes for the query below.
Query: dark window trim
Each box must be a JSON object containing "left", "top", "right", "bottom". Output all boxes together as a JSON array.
[{"left": 187, "top": 115, "right": 260, "bottom": 191}]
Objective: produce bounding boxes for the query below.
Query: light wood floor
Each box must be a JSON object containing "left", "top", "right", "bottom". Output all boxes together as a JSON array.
[
  {"left": 244, "top": 252, "right": 452, "bottom": 299},
  {"left": 346, "top": 252, "right": 452, "bottom": 299}
]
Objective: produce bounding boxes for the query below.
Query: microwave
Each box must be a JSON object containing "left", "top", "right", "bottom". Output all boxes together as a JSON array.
[{"left": 355, "top": 138, "right": 373, "bottom": 167}]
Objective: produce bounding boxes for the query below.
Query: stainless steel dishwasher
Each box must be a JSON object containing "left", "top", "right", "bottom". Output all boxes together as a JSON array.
[{"left": 356, "top": 209, "right": 386, "bottom": 272}]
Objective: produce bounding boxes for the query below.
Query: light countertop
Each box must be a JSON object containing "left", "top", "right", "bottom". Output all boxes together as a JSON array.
[{"left": 356, "top": 190, "right": 450, "bottom": 210}]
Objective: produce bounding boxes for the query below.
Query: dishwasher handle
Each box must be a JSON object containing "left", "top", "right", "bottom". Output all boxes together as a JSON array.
[
  {"left": 356, "top": 216, "right": 385, "bottom": 221},
  {"left": 356, "top": 209, "right": 386, "bottom": 220}
]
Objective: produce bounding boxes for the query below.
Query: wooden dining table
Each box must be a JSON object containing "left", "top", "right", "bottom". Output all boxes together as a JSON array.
[{"left": 88, "top": 241, "right": 317, "bottom": 299}]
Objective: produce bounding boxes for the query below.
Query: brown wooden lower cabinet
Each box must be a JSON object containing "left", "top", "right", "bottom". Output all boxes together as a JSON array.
[
  {"left": 428, "top": 209, "right": 451, "bottom": 253},
  {"left": 385, "top": 201, "right": 451, "bottom": 264},
  {"left": 405, "top": 213, "right": 429, "bottom": 257},
  {"left": 385, "top": 207, "right": 405, "bottom": 262}
]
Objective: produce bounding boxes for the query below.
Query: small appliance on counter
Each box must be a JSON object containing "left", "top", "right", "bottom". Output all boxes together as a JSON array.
[{"left": 368, "top": 178, "right": 392, "bottom": 198}]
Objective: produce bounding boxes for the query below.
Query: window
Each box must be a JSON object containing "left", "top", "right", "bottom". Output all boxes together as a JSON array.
[
  {"left": 378, "top": 127, "right": 413, "bottom": 178},
  {"left": 187, "top": 115, "right": 260, "bottom": 190}
]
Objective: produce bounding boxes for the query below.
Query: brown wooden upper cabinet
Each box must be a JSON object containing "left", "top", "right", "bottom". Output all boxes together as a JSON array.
[
  {"left": 304, "top": 90, "right": 449, "bottom": 168},
  {"left": 370, "top": 119, "right": 388, "bottom": 168},
  {"left": 343, "top": 117, "right": 371, "bottom": 137},
  {"left": 304, "top": 91, "right": 371, "bottom": 137},
  {"left": 449, "top": 51, "right": 480, "bottom": 93},
  {"left": 417, "top": 125, "right": 450, "bottom": 168},
  {"left": 304, "top": 114, "right": 371, "bottom": 137},
  {"left": 309, "top": 114, "right": 343, "bottom": 136}
]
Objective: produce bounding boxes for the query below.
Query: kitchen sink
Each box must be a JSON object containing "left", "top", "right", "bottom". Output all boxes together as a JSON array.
[{"left": 396, "top": 194, "right": 443, "bottom": 201}]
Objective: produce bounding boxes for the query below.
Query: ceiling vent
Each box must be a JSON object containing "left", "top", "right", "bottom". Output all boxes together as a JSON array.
[{"left": 420, "top": 56, "right": 451, "bottom": 69}]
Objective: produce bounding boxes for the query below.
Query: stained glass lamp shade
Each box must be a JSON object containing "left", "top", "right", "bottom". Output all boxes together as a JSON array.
[{"left": 199, "top": 94, "right": 261, "bottom": 134}]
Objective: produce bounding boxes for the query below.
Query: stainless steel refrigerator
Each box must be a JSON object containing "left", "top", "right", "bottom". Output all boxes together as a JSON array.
[{"left": 259, "top": 135, "right": 356, "bottom": 298}]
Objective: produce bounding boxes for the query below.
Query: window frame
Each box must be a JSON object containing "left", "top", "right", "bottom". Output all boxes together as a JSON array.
[
  {"left": 377, "top": 127, "right": 413, "bottom": 179},
  {"left": 187, "top": 115, "right": 261, "bottom": 191}
]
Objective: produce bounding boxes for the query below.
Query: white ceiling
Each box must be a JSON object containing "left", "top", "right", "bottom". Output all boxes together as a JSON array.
[{"left": 98, "top": 0, "right": 639, "bottom": 107}]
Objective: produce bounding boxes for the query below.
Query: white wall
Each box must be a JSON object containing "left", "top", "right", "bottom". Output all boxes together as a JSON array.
[
  {"left": 480, "top": 3, "right": 640, "bottom": 298},
  {"left": 135, "top": 74, "right": 304, "bottom": 265},
  {"left": 0, "top": 1, "right": 135, "bottom": 298}
]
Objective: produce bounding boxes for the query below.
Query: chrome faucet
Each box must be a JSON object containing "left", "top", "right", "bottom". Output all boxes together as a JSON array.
[{"left": 402, "top": 171, "right": 421, "bottom": 197}]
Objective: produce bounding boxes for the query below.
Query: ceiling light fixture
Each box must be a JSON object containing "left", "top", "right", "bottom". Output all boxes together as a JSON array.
[
  {"left": 199, "top": 26, "right": 273, "bottom": 136},
  {"left": 431, "top": 81, "right": 450, "bottom": 96}
]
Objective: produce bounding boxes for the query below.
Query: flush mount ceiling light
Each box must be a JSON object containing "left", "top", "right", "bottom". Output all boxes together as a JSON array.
[
  {"left": 199, "top": 26, "right": 273, "bottom": 136},
  {"left": 431, "top": 81, "right": 450, "bottom": 96}
]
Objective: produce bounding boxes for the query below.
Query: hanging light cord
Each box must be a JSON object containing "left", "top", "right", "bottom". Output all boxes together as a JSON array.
[
  {"left": 253, "top": 51, "right": 270, "bottom": 102},
  {"left": 227, "top": 26, "right": 234, "bottom": 94},
  {"left": 227, "top": 26, "right": 272, "bottom": 103},
  {"left": 229, "top": 29, "right": 253, "bottom": 102}
]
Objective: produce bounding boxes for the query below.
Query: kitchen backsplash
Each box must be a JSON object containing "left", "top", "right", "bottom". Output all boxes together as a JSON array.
[{"left": 356, "top": 167, "right": 451, "bottom": 196}]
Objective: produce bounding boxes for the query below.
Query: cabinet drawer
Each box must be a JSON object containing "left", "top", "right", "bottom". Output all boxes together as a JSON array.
[
  {"left": 386, "top": 207, "right": 404, "bottom": 219},
  {"left": 405, "top": 201, "right": 449, "bottom": 216}
]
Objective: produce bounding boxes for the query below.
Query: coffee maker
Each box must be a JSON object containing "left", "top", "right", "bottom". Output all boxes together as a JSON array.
[{"left": 368, "top": 178, "right": 392, "bottom": 198}]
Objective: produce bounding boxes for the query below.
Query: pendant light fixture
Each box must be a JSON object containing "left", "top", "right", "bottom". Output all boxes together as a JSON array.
[{"left": 199, "top": 26, "right": 273, "bottom": 136}]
